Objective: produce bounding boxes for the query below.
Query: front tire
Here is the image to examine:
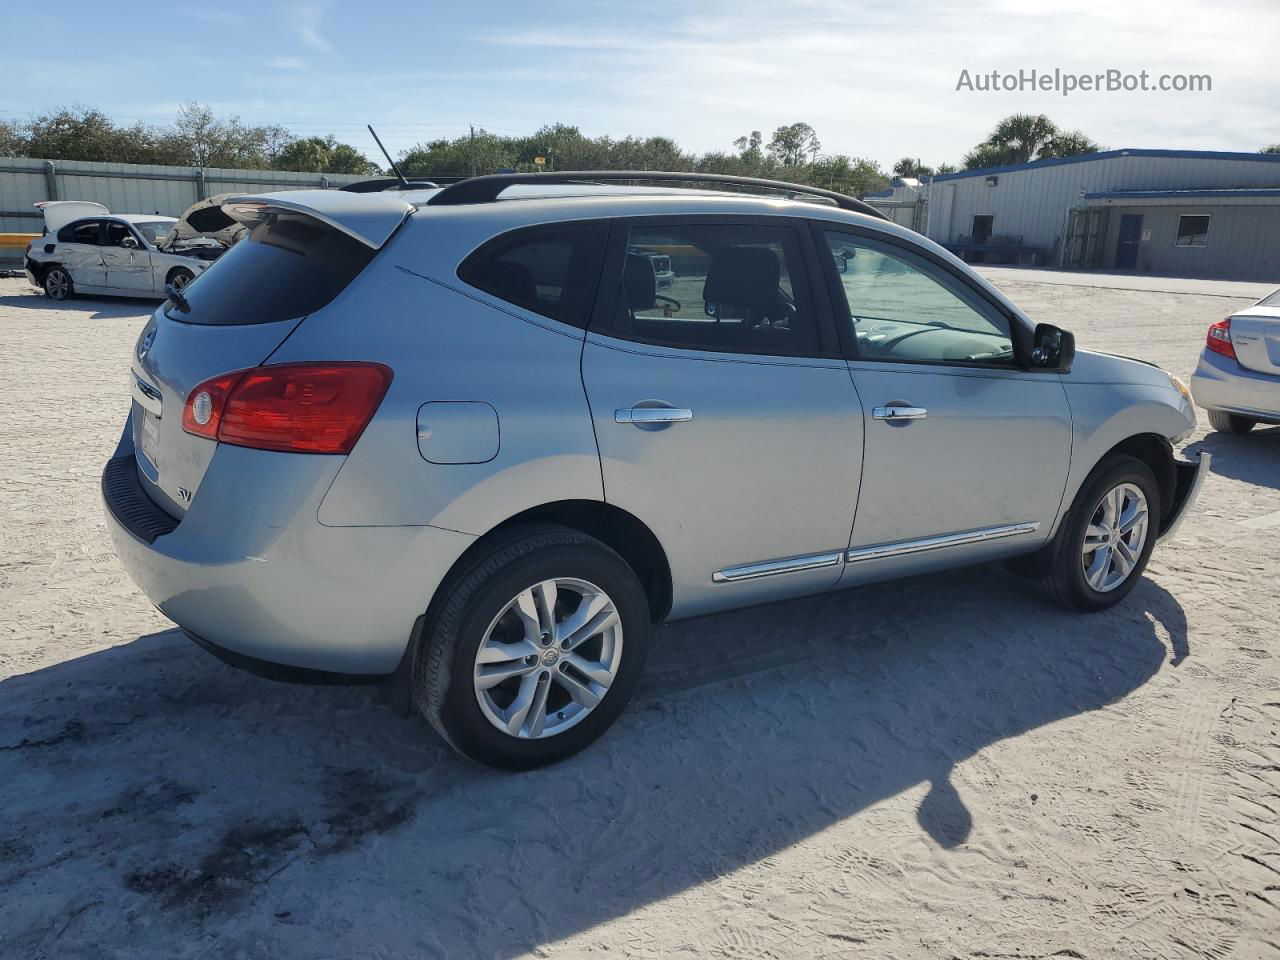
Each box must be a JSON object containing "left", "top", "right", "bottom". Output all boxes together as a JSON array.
[
  {"left": 1038, "top": 454, "right": 1161, "bottom": 612},
  {"left": 1207, "top": 409, "right": 1255, "bottom": 434},
  {"left": 167, "top": 267, "right": 195, "bottom": 294},
  {"left": 415, "top": 524, "right": 651, "bottom": 769},
  {"left": 43, "top": 267, "right": 73, "bottom": 301}
]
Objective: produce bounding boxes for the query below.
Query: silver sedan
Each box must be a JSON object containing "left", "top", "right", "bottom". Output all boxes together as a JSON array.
[{"left": 1191, "top": 287, "right": 1280, "bottom": 433}]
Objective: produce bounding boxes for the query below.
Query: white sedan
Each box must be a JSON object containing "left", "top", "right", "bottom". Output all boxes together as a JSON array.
[
  {"left": 1191, "top": 287, "right": 1280, "bottom": 434},
  {"left": 24, "top": 199, "right": 241, "bottom": 301}
]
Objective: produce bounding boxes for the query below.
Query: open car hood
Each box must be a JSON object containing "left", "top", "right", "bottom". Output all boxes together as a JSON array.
[
  {"left": 33, "top": 200, "right": 110, "bottom": 234},
  {"left": 164, "top": 193, "right": 247, "bottom": 250}
]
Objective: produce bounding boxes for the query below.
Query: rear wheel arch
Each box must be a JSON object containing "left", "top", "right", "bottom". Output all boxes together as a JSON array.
[{"left": 452, "top": 501, "right": 673, "bottom": 624}]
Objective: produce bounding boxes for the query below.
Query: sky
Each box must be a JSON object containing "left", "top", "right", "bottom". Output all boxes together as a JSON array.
[{"left": 5, "top": 0, "right": 1278, "bottom": 169}]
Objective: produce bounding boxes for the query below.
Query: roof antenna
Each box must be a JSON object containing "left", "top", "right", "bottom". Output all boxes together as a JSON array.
[{"left": 368, "top": 124, "right": 410, "bottom": 188}]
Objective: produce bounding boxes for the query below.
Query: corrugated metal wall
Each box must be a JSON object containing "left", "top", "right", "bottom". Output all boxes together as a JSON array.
[
  {"left": 1096, "top": 202, "right": 1280, "bottom": 281},
  {"left": 923, "top": 154, "right": 1280, "bottom": 268},
  {"left": 0, "top": 157, "right": 366, "bottom": 234}
]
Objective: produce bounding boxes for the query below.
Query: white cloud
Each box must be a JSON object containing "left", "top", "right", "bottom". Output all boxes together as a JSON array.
[
  {"left": 296, "top": 4, "right": 332, "bottom": 53},
  {"left": 269, "top": 56, "right": 307, "bottom": 70}
]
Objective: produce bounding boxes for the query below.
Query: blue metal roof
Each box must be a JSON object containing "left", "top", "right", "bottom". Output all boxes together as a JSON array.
[
  {"left": 1084, "top": 187, "right": 1280, "bottom": 200},
  {"left": 927, "top": 148, "right": 1280, "bottom": 183}
]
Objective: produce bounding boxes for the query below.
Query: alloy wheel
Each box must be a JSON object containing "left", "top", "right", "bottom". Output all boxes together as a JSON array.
[
  {"left": 46, "top": 270, "right": 69, "bottom": 299},
  {"left": 1081, "top": 482, "right": 1149, "bottom": 592},
  {"left": 473, "top": 578, "right": 623, "bottom": 739}
]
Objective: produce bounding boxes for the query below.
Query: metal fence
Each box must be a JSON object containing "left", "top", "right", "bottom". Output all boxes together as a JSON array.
[{"left": 0, "top": 157, "right": 366, "bottom": 266}]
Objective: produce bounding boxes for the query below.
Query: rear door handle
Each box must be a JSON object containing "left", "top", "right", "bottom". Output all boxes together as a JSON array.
[
  {"left": 872, "top": 404, "right": 928, "bottom": 421},
  {"left": 615, "top": 407, "right": 694, "bottom": 424}
]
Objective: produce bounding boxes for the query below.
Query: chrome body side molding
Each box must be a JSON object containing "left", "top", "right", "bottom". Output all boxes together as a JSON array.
[
  {"left": 846, "top": 522, "right": 1041, "bottom": 564},
  {"left": 712, "top": 551, "right": 845, "bottom": 583}
]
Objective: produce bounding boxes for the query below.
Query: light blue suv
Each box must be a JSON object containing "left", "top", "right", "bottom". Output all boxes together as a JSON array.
[{"left": 103, "top": 172, "right": 1208, "bottom": 768}]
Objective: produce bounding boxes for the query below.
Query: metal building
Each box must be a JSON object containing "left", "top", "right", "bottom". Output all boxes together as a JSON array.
[{"left": 922, "top": 149, "right": 1280, "bottom": 282}]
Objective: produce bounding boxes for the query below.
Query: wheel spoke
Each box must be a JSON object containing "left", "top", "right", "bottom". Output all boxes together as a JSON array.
[
  {"left": 502, "top": 673, "right": 540, "bottom": 735},
  {"left": 556, "top": 590, "right": 611, "bottom": 645},
  {"left": 554, "top": 668, "right": 602, "bottom": 709},
  {"left": 525, "top": 674, "right": 553, "bottom": 738},
  {"left": 562, "top": 606, "right": 619, "bottom": 653},
  {"left": 531, "top": 580, "right": 559, "bottom": 638},
  {"left": 476, "top": 637, "right": 538, "bottom": 665},
  {"left": 564, "top": 652, "right": 616, "bottom": 686},
  {"left": 1113, "top": 538, "right": 1137, "bottom": 575},
  {"left": 1086, "top": 545, "right": 1113, "bottom": 590},
  {"left": 1119, "top": 505, "right": 1147, "bottom": 535}
]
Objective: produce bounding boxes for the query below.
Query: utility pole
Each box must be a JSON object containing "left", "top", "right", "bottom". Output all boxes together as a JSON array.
[{"left": 470, "top": 125, "right": 477, "bottom": 177}]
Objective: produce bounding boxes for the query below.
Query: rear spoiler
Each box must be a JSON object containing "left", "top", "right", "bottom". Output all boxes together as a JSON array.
[{"left": 221, "top": 190, "right": 414, "bottom": 249}]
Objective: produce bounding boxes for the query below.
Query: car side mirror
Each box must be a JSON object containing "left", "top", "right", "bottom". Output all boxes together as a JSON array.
[{"left": 1030, "top": 323, "right": 1075, "bottom": 373}]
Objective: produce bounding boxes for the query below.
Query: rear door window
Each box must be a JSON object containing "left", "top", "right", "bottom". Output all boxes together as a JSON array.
[
  {"left": 457, "top": 222, "right": 609, "bottom": 329},
  {"left": 165, "top": 211, "right": 376, "bottom": 326},
  {"left": 594, "top": 222, "right": 824, "bottom": 357},
  {"left": 58, "top": 220, "right": 103, "bottom": 244}
]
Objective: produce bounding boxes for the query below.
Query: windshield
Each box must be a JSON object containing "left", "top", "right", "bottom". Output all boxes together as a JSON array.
[{"left": 134, "top": 221, "right": 173, "bottom": 245}]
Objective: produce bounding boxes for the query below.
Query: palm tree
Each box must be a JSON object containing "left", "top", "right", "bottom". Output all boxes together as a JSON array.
[
  {"left": 1041, "top": 130, "right": 1103, "bottom": 159},
  {"left": 982, "top": 113, "right": 1058, "bottom": 164}
]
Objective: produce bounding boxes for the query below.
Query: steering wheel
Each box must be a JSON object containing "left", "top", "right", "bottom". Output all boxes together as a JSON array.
[{"left": 654, "top": 294, "right": 682, "bottom": 312}]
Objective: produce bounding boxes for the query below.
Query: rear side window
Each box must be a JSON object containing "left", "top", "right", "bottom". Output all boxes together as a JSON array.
[
  {"left": 596, "top": 222, "right": 822, "bottom": 357},
  {"left": 165, "top": 211, "right": 375, "bottom": 326},
  {"left": 58, "top": 220, "right": 102, "bottom": 244},
  {"left": 458, "top": 223, "right": 608, "bottom": 329}
]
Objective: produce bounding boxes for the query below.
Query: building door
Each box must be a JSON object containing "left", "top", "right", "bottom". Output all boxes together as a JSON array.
[{"left": 1115, "top": 214, "right": 1143, "bottom": 270}]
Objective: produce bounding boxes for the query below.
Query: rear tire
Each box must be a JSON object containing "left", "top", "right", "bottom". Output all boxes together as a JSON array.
[
  {"left": 43, "top": 266, "right": 73, "bottom": 301},
  {"left": 1207, "top": 409, "right": 1255, "bottom": 434},
  {"left": 1037, "top": 454, "right": 1161, "bottom": 612},
  {"left": 414, "top": 524, "right": 651, "bottom": 770}
]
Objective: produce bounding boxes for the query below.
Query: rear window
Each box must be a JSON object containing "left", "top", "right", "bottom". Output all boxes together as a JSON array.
[
  {"left": 1260, "top": 288, "right": 1280, "bottom": 307},
  {"left": 58, "top": 220, "right": 101, "bottom": 244},
  {"left": 457, "top": 222, "right": 608, "bottom": 329},
  {"left": 165, "top": 211, "right": 375, "bottom": 326}
]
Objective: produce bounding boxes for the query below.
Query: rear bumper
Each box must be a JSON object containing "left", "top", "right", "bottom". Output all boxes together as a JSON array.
[
  {"left": 1190, "top": 349, "right": 1280, "bottom": 423},
  {"left": 1158, "top": 452, "right": 1210, "bottom": 542},
  {"left": 103, "top": 442, "right": 476, "bottom": 675}
]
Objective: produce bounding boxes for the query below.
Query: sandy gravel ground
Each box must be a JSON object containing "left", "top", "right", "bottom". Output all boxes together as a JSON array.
[{"left": 1, "top": 273, "right": 1277, "bottom": 960}]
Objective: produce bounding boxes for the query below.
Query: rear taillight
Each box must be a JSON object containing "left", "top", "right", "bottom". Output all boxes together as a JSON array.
[
  {"left": 182, "top": 363, "right": 392, "bottom": 454},
  {"left": 1206, "top": 318, "right": 1235, "bottom": 359}
]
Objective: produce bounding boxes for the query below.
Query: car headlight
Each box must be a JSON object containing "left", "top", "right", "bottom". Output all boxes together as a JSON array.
[{"left": 1169, "top": 373, "right": 1193, "bottom": 403}]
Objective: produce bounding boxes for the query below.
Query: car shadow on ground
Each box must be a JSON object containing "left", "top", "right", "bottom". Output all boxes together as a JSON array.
[
  {"left": 0, "top": 565, "right": 1187, "bottom": 957},
  {"left": 0, "top": 290, "right": 157, "bottom": 320},
  {"left": 1186, "top": 426, "right": 1280, "bottom": 491}
]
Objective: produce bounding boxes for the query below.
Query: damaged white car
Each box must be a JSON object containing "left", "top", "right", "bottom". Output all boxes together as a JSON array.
[{"left": 24, "top": 196, "right": 245, "bottom": 301}]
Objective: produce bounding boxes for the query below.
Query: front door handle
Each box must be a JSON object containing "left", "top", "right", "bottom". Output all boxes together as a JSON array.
[
  {"left": 872, "top": 404, "right": 928, "bottom": 421},
  {"left": 615, "top": 406, "right": 694, "bottom": 424}
]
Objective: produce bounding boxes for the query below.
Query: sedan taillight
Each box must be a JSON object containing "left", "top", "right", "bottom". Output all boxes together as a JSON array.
[
  {"left": 182, "top": 363, "right": 393, "bottom": 454},
  {"left": 1206, "top": 318, "right": 1235, "bottom": 359}
]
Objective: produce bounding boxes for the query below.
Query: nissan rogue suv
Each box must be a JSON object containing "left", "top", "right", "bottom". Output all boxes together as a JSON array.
[{"left": 102, "top": 172, "right": 1208, "bottom": 769}]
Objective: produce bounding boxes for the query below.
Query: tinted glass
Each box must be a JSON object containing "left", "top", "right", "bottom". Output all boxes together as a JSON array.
[
  {"left": 58, "top": 220, "right": 101, "bottom": 244},
  {"left": 603, "top": 223, "right": 820, "bottom": 357},
  {"left": 458, "top": 223, "right": 608, "bottom": 329},
  {"left": 825, "top": 231, "right": 1014, "bottom": 365},
  {"left": 164, "top": 211, "right": 375, "bottom": 326},
  {"left": 1176, "top": 215, "right": 1210, "bottom": 248}
]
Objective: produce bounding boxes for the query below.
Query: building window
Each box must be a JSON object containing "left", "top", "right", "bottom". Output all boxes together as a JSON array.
[{"left": 1175, "top": 215, "right": 1210, "bottom": 248}]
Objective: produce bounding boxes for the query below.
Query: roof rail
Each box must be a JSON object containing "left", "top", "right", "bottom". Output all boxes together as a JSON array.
[
  {"left": 424, "top": 170, "right": 890, "bottom": 221},
  {"left": 340, "top": 177, "right": 440, "bottom": 194}
]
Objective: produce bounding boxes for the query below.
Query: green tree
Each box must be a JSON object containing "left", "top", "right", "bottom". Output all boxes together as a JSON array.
[
  {"left": 0, "top": 118, "right": 25, "bottom": 157},
  {"left": 962, "top": 142, "right": 1017, "bottom": 169},
  {"left": 767, "top": 122, "right": 821, "bottom": 166},
  {"left": 1262, "top": 144, "right": 1280, "bottom": 154},
  {"left": 892, "top": 157, "right": 934, "bottom": 178},
  {"left": 273, "top": 135, "right": 378, "bottom": 175},
  {"left": 981, "top": 113, "right": 1058, "bottom": 164},
  {"left": 935, "top": 162, "right": 958, "bottom": 175},
  {"left": 1041, "top": 130, "right": 1102, "bottom": 159}
]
